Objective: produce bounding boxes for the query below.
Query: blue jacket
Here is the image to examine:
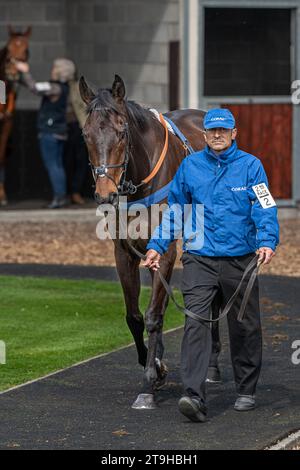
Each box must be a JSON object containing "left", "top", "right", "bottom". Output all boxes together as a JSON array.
[{"left": 146, "top": 141, "right": 279, "bottom": 257}]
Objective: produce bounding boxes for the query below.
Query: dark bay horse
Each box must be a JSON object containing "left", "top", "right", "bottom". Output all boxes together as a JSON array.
[
  {"left": 0, "top": 26, "right": 31, "bottom": 205},
  {"left": 79, "top": 74, "right": 221, "bottom": 409}
]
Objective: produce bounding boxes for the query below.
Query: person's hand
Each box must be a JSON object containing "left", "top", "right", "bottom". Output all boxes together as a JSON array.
[
  {"left": 13, "top": 61, "right": 29, "bottom": 73},
  {"left": 257, "top": 247, "right": 275, "bottom": 265},
  {"left": 143, "top": 249, "right": 161, "bottom": 271}
]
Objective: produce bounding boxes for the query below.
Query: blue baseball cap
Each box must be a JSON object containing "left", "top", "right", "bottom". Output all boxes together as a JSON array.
[{"left": 203, "top": 108, "right": 235, "bottom": 130}]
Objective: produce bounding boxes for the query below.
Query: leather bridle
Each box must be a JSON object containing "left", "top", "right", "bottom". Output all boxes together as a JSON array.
[
  {"left": 89, "top": 122, "right": 144, "bottom": 198},
  {"left": 88, "top": 112, "right": 170, "bottom": 201}
]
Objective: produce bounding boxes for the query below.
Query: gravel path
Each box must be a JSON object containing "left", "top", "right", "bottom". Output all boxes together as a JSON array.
[{"left": 0, "top": 218, "right": 299, "bottom": 276}]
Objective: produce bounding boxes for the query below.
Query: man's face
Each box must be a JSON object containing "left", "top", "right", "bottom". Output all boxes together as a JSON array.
[{"left": 204, "top": 127, "right": 237, "bottom": 153}]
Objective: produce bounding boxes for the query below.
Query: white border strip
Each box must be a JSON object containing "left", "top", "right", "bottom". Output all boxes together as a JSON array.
[
  {"left": 188, "top": 0, "right": 199, "bottom": 108},
  {"left": 266, "top": 430, "right": 300, "bottom": 450},
  {"left": 0, "top": 326, "right": 183, "bottom": 396}
]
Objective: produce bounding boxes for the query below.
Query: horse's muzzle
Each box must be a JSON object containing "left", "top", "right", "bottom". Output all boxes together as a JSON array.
[{"left": 94, "top": 192, "right": 118, "bottom": 207}]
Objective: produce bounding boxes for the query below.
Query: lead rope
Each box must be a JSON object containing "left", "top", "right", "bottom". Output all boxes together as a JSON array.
[{"left": 128, "top": 243, "right": 262, "bottom": 325}]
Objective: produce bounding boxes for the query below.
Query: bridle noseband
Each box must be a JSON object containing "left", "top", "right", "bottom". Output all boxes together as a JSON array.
[{"left": 89, "top": 122, "right": 144, "bottom": 198}]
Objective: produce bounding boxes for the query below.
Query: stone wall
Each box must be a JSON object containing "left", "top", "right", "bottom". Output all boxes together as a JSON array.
[{"left": 0, "top": 0, "right": 180, "bottom": 112}]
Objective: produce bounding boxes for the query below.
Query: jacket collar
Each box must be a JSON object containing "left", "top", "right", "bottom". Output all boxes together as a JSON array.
[{"left": 204, "top": 140, "right": 238, "bottom": 165}]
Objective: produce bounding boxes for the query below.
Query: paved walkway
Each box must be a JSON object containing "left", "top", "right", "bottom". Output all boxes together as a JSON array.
[{"left": 0, "top": 274, "right": 299, "bottom": 450}]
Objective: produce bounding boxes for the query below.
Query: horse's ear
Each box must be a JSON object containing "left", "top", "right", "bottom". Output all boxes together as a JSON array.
[
  {"left": 24, "top": 26, "right": 32, "bottom": 37},
  {"left": 79, "top": 76, "right": 95, "bottom": 105},
  {"left": 112, "top": 74, "right": 125, "bottom": 104}
]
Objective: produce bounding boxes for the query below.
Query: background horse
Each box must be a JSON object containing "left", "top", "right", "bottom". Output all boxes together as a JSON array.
[
  {"left": 79, "top": 74, "right": 221, "bottom": 409},
  {"left": 0, "top": 26, "right": 31, "bottom": 205}
]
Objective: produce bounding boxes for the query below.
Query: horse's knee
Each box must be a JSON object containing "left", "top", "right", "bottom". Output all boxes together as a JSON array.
[
  {"left": 126, "top": 311, "right": 144, "bottom": 327},
  {"left": 145, "top": 309, "right": 163, "bottom": 334}
]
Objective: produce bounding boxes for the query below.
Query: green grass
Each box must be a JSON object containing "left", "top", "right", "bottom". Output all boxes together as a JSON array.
[{"left": 0, "top": 275, "right": 184, "bottom": 391}]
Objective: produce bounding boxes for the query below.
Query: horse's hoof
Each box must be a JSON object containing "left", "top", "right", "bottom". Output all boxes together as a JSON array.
[
  {"left": 154, "top": 375, "right": 167, "bottom": 391},
  {"left": 131, "top": 394, "right": 157, "bottom": 410}
]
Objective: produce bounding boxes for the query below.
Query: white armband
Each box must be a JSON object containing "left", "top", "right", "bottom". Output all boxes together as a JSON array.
[
  {"left": 35, "top": 82, "right": 52, "bottom": 92},
  {"left": 252, "top": 183, "right": 276, "bottom": 209}
]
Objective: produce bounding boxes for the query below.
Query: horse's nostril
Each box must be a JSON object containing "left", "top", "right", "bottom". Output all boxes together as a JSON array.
[
  {"left": 109, "top": 193, "right": 117, "bottom": 203},
  {"left": 94, "top": 192, "right": 102, "bottom": 203}
]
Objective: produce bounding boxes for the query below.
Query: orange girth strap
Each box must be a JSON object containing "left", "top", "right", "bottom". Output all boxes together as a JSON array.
[{"left": 141, "top": 113, "right": 169, "bottom": 185}]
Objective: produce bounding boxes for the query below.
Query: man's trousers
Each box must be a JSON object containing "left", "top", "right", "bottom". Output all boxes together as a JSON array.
[{"left": 180, "top": 252, "right": 262, "bottom": 404}]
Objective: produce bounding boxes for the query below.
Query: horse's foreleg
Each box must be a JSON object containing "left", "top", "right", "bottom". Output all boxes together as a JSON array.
[
  {"left": 132, "top": 243, "right": 177, "bottom": 409},
  {"left": 114, "top": 243, "right": 148, "bottom": 367}
]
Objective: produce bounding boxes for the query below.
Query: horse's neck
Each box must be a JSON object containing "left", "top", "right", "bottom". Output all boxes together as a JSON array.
[{"left": 127, "top": 114, "right": 164, "bottom": 188}]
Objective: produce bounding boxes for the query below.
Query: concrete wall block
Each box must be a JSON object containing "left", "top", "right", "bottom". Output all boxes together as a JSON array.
[
  {"left": 93, "top": 43, "right": 109, "bottom": 62},
  {"left": 108, "top": 43, "right": 150, "bottom": 64},
  {"left": 27, "top": 43, "right": 44, "bottom": 62},
  {"left": 143, "top": 83, "right": 164, "bottom": 104},
  {"left": 67, "top": 24, "right": 116, "bottom": 43},
  {"left": 146, "top": 43, "right": 169, "bottom": 64},
  {"left": 126, "top": 85, "right": 146, "bottom": 103},
  {"left": 45, "top": 2, "right": 66, "bottom": 22},
  {"left": 5, "top": 1, "right": 46, "bottom": 22},
  {"left": 162, "top": 1, "right": 179, "bottom": 23},
  {"left": 138, "top": 64, "right": 168, "bottom": 85},
  {"left": 42, "top": 43, "right": 67, "bottom": 61},
  {"left": 0, "top": 4, "right": 9, "bottom": 21},
  {"left": 31, "top": 25, "right": 63, "bottom": 42},
  {"left": 109, "top": 42, "right": 168, "bottom": 65},
  {"left": 76, "top": 3, "right": 95, "bottom": 23},
  {"left": 152, "top": 22, "right": 179, "bottom": 42},
  {"left": 161, "top": 84, "right": 169, "bottom": 106},
  {"left": 94, "top": 4, "right": 109, "bottom": 23},
  {"left": 28, "top": 62, "right": 53, "bottom": 81},
  {"left": 126, "top": 2, "right": 169, "bottom": 25},
  {"left": 67, "top": 43, "right": 95, "bottom": 63},
  {"left": 108, "top": 4, "right": 127, "bottom": 23},
  {"left": 114, "top": 24, "right": 157, "bottom": 44}
]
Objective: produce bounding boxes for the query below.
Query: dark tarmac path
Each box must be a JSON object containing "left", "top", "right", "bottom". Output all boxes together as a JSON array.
[{"left": 0, "top": 270, "right": 299, "bottom": 450}]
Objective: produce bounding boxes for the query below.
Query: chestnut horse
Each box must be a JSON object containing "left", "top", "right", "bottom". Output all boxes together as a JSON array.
[
  {"left": 79, "top": 74, "right": 221, "bottom": 409},
  {"left": 0, "top": 26, "right": 31, "bottom": 205}
]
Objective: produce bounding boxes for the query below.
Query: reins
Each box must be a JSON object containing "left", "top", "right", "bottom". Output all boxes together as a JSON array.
[
  {"left": 129, "top": 244, "right": 262, "bottom": 325},
  {"left": 91, "top": 104, "right": 262, "bottom": 325}
]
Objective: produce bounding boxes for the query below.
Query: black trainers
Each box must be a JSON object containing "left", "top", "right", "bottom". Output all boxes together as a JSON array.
[
  {"left": 178, "top": 396, "right": 207, "bottom": 422},
  {"left": 234, "top": 395, "right": 256, "bottom": 411}
]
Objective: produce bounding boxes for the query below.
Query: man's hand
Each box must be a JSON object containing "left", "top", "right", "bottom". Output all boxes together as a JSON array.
[
  {"left": 14, "top": 61, "right": 29, "bottom": 73},
  {"left": 143, "top": 249, "right": 161, "bottom": 271},
  {"left": 257, "top": 247, "right": 275, "bottom": 265}
]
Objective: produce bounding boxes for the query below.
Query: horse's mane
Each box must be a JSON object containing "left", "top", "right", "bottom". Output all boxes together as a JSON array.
[{"left": 87, "top": 88, "right": 152, "bottom": 134}]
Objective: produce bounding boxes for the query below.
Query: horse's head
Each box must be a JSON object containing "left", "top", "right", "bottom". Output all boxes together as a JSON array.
[
  {"left": 5, "top": 26, "right": 31, "bottom": 80},
  {"left": 79, "top": 74, "right": 129, "bottom": 206}
]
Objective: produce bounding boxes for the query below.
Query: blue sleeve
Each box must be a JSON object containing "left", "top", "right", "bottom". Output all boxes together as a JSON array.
[
  {"left": 146, "top": 159, "right": 191, "bottom": 255},
  {"left": 247, "top": 159, "right": 280, "bottom": 251}
]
